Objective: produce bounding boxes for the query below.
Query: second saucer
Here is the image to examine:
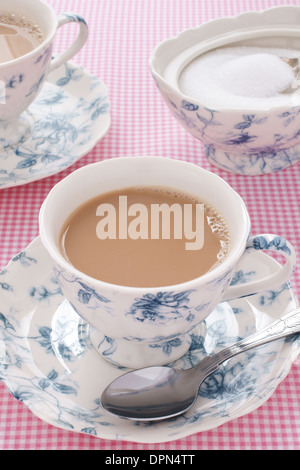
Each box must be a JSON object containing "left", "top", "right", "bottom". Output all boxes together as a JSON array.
[{"left": 0, "top": 61, "right": 111, "bottom": 189}]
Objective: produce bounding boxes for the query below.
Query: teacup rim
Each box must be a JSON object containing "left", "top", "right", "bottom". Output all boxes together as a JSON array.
[
  {"left": 149, "top": 5, "right": 300, "bottom": 114},
  {"left": 0, "top": 0, "right": 57, "bottom": 68},
  {"left": 39, "top": 156, "right": 251, "bottom": 294}
]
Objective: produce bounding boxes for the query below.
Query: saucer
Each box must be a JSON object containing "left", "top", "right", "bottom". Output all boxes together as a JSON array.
[
  {"left": 0, "top": 237, "right": 299, "bottom": 443},
  {"left": 0, "top": 62, "right": 111, "bottom": 189}
]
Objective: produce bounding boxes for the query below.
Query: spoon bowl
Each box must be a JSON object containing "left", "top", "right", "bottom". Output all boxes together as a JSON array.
[
  {"left": 101, "top": 366, "right": 208, "bottom": 421},
  {"left": 101, "top": 308, "right": 300, "bottom": 421}
]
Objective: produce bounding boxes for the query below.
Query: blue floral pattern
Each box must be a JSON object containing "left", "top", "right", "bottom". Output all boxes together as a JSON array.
[
  {"left": 0, "top": 62, "right": 110, "bottom": 188},
  {"left": 152, "top": 86, "right": 300, "bottom": 175},
  {"left": 249, "top": 235, "right": 292, "bottom": 255},
  {"left": 1, "top": 44, "right": 53, "bottom": 122},
  {"left": 0, "top": 237, "right": 298, "bottom": 442},
  {"left": 51, "top": 233, "right": 295, "bottom": 368},
  {"left": 126, "top": 291, "right": 195, "bottom": 325}
]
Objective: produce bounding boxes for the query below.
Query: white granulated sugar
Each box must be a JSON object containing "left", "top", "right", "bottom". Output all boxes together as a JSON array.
[
  {"left": 178, "top": 46, "right": 300, "bottom": 109},
  {"left": 220, "top": 54, "right": 294, "bottom": 97}
]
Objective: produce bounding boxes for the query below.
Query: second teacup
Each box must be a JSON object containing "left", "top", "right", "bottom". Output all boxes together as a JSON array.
[{"left": 0, "top": 0, "right": 88, "bottom": 126}]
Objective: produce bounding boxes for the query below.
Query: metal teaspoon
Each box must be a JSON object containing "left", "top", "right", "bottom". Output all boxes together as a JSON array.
[{"left": 101, "top": 308, "right": 300, "bottom": 421}]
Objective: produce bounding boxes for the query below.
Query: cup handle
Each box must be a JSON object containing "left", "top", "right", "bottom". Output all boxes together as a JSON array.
[
  {"left": 222, "top": 234, "right": 296, "bottom": 302},
  {"left": 49, "top": 13, "right": 88, "bottom": 73}
]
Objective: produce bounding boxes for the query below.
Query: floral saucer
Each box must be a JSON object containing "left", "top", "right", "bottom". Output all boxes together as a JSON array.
[
  {"left": 0, "top": 62, "right": 110, "bottom": 189},
  {"left": 0, "top": 237, "right": 299, "bottom": 443}
]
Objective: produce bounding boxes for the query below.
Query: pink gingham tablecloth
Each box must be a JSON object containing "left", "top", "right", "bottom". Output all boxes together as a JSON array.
[{"left": 0, "top": 0, "right": 300, "bottom": 450}]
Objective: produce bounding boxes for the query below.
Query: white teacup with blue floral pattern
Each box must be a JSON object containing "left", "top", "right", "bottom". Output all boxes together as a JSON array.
[
  {"left": 0, "top": 0, "right": 88, "bottom": 138},
  {"left": 39, "top": 157, "right": 296, "bottom": 368}
]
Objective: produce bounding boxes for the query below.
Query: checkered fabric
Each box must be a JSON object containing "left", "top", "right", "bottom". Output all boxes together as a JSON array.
[{"left": 0, "top": 0, "right": 299, "bottom": 450}]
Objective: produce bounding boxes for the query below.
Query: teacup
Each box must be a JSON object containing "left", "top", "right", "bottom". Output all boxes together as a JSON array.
[
  {"left": 39, "top": 157, "right": 296, "bottom": 368},
  {"left": 149, "top": 6, "right": 300, "bottom": 175},
  {"left": 0, "top": 0, "right": 88, "bottom": 140}
]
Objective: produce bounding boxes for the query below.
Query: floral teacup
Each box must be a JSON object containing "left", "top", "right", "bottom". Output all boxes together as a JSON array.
[
  {"left": 39, "top": 157, "right": 296, "bottom": 368},
  {"left": 149, "top": 6, "right": 300, "bottom": 175},
  {"left": 0, "top": 0, "right": 88, "bottom": 144}
]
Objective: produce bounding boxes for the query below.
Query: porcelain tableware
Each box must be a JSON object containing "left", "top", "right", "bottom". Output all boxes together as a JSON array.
[
  {"left": 0, "top": 237, "right": 299, "bottom": 442},
  {"left": 39, "top": 156, "right": 296, "bottom": 368},
  {"left": 0, "top": 0, "right": 88, "bottom": 130},
  {"left": 0, "top": 61, "right": 110, "bottom": 189},
  {"left": 149, "top": 6, "right": 300, "bottom": 175}
]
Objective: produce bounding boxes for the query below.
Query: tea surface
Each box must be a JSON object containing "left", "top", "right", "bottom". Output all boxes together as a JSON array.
[
  {"left": 0, "top": 12, "right": 44, "bottom": 63},
  {"left": 60, "top": 186, "right": 231, "bottom": 287}
]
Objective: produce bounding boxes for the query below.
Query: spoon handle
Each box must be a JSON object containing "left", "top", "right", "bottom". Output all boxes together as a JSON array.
[{"left": 203, "top": 308, "right": 300, "bottom": 370}]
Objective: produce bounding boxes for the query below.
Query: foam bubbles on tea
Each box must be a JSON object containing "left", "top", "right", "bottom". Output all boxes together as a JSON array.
[{"left": 0, "top": 12, "right": 44, "bottom": 63}]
